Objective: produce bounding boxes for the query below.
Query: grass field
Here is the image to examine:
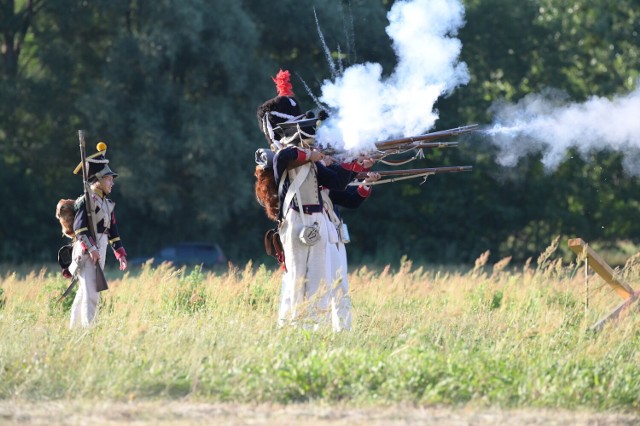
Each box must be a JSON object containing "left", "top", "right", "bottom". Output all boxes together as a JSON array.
[{"left": 1, "top": 238, "right": 640, "bottom": 417}]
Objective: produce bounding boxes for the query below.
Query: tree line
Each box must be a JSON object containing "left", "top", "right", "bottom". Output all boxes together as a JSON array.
[{"left": 1, "top": 0, "right": 639, "bottom": 266}]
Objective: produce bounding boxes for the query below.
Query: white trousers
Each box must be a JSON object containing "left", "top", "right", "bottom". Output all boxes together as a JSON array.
[
  {"left": 327, "top": 241, "right": 352, "bottom": 332},
  {"left": 69, "top": 234, "right": 108, "bottom": 329},
  {"left": 278, "top": 209, "right": 334, "bottom": 328}
]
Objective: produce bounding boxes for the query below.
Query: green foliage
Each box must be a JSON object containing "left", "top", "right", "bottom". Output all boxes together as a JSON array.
[
  {"left": 490, "top": 290, "right": 503, "bottom": 310},
  {"left": 163, "top": 265, "right": 208, "bottom": 313},
  {"left": 240, "top": 279, "right": 273, "bottom": 312},
  {"left": 43, "top": 276, "right": 76, "bottom": 317},
  {"left": 1, "top": 0, "right": 640, "bottom": 265}
]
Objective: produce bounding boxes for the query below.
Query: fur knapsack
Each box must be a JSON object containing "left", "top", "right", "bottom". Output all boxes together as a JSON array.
[{"left": 55, "top": 199, "right": 76, "bottom": 239}]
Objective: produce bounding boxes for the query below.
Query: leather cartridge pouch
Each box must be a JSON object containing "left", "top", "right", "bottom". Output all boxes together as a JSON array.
[
  {"left": 264, "top": 228, "right": 285, "bottom": 262},
  {"left": 264, "top": 229, "right": 276, "bottom": 257}
]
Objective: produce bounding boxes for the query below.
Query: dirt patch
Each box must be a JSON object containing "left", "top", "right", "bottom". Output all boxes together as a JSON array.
[{"left": 1, "top": 400, "right": 638, "bottom": 425}]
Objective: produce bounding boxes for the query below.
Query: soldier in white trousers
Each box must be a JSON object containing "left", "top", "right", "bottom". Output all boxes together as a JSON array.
[
  {"left": 256, "top": 70, "right": 356, "bottom": 329},
  {"left": 68, "top": 144, "right": 127, "bottom": 328}
]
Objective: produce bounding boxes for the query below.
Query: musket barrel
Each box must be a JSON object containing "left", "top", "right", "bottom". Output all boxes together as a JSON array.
[
  {"left": 375, "top": 141, "right": 459, "bottom": 153},
  {"left": 411, "top": 141, "right": 459, "bottom": 149},
  {"left": 321, "top": 141, "right": 460, "bottom": 159},
  {"left": 356, "top": 165, "right": 472, "bottom": 179},
  {"left": 374, "top": 124, "right": 478, "bottom": 150}
]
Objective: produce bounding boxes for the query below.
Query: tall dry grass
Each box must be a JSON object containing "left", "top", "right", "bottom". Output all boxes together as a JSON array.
[{"left": 1, "top": 240, "right": 640, "bottom": 410}]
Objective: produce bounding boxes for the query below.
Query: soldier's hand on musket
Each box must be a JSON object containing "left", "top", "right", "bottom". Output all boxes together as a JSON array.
[
  {"left": 363, "top": 172, "right": 381, "bottom": 184},
  {"left": 309, "top": 150, "right": 325, "bottom": 163},
  {"left": 357, "top": 156, "right": 376, "bottom": 169},
  {"left": 321, "top": 155, "right": 337, "bottom": 166},
  {"left": 89, "top": 249, "right": 100, "bottom": 264}
]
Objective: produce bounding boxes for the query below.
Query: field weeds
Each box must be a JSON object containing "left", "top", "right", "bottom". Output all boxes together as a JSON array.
[{"left": 1, "top": 239, "right": 640, "bottom": 412}]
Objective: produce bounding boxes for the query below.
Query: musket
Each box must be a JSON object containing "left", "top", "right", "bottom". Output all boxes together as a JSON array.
[
  {"left": 277, "top": 120, "right": 478, "bottom": 149},
  {"left": 57, "top": 270, "right": 80, "bottom": 303},
  {"left": 321, "top": 141, "right": 462, "bottom": 163},
  {"left": 390, "top": 141, "right": 459, "bottom": 150},
  {"left": 78, "top": 130, "right": 109, "bottom": 292},
  {"left": 374, "top": 124, "right": 478, "bottom": 151},
  {"left": 355, "top": 165, "right": 472, "bottom": 180},
  {"left": 368, "top": 141, "right": 459, "bottom": 159},
  {"left": 275, "top": 119, "right": 478, "bottom": 166},
  {"left": 319, "top": 125, "right": 476, "bottom": 161}
]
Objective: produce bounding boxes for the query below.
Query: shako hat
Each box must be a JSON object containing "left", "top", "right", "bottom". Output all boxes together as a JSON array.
[
  {"left": 73, "top": 142, "right": 118, "bottom": 182},
  {"left": 256, "top": 70, "right": 317, "bottom": 149}
]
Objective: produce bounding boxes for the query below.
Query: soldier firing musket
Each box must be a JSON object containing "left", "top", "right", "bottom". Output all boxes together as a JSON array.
[
  {"left": 255, "top": 69, "right": 372, "bottom": 331},
  {"left": 274, "top": 118, "right": 477, "bottom": 186},
  {"left": 275, "top": 119, "right": 477, "bottom": 171},
  {"left": 255, "top": 68, "right": 474, "bottom": 332}
]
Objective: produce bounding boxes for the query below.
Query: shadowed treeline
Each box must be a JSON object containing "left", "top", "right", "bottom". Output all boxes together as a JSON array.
[{"left": 1, "top": 0, "right": 640, "bottom": 267}]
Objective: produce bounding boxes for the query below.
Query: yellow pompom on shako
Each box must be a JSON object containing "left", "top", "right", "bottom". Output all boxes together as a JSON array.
[
  {"left": 73, "top": 141, "right": 118, "bottom": 182},
  {"left": 96, "top": 141, "right": 107, "bottom": 152}
]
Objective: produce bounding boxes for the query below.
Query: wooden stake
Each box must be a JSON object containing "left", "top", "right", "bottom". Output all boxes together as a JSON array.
[
  {"left": 568, "top": 238, "right": 638, "bottom": 331},
  {"left": 568, "top": 238, "right": 633, "bottom": 300},
  {"left": 591, "top": 291, "right": 640, "bottom": 332},
  {"left": 585, "top": 254, "right": 589, "bottom": 317}
]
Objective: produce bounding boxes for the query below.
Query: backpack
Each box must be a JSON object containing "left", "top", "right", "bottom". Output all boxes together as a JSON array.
[{"left": 55, "top": 199, "right": 77, "bottom": 239}]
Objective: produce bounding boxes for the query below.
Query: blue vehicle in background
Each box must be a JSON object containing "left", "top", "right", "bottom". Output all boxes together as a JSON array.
[{"left": 129, "top": 242, "right": 226, "bottom": 269}]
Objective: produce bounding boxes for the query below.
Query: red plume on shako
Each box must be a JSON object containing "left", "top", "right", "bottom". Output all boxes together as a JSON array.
[{"left": 272, "top": 69, "right": 295, "bottom": 97}]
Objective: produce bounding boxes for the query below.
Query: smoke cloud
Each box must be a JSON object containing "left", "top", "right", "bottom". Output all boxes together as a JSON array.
[
  {"left": 487, "top": 85, "right": 640, "bottom": 174},
  {"left": 316, "top": 0, "right": 469, "bottom": 152}
]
